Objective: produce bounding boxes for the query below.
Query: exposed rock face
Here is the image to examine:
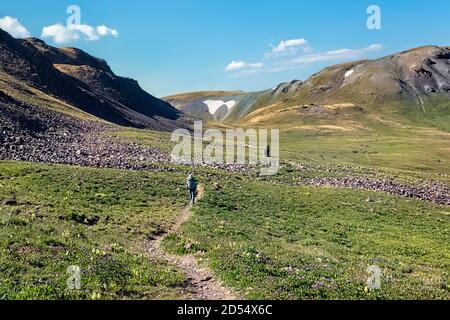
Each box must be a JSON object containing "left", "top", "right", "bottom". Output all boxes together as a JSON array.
[
  {"left": 394, "top": 47, "right": 450, "bottom": 93},
  {"left": 0, "top": 28, "right": 188, "bottom": 130},
  {"left": 23, "top": 38, "right": 113, "bottom": 73},
  {"left": 271, "top": 80, "right": 303, "bottom": 96},
  {"left": 213, "top": 104, "right": 229, "bottom": 121},
  {"left": 174, "top": 100, "right": 213, "bottom": 121}
]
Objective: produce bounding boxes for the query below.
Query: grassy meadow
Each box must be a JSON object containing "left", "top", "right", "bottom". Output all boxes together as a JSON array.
[
  {"left": 163, "top": 177, "right": 449, "bottom": 299},
  {"left": 1, "top": 107, "right": 449, "bottom": 300},
  {"left": 0, "top": 162, "right": 192, "bottom": 299}
]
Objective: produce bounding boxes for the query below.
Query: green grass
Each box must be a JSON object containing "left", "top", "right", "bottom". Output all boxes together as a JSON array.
[
  {"left": 0, "top": 161, "right": 192, "bottom": 300},
  {"left": 111, "top": 129, "right": 175, "bottom": 153},
  {"left": 164, "top": 177, "right": 450, "bottom": 300},
  {"left": 103, "top": 96, "right": 450, "bottom": 182},
  {"left": 1, "top": 109, "right": 449, "bottom": 300},
  {"left": 280, "top": 122, "right": 450, "bottom": 181},
  {"left": 405, "top": 96, "right": 450, "bottom": 132},
  {"left": 104, "top": 116, "right": 450, "bottom": 300}
]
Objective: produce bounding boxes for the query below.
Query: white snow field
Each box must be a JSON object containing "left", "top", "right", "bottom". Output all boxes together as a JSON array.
[
  {"left": 344, "top": 70, "right": 354, "bottom": 78},
  {"left": 203, "top": 100, "right": 236, "bottom": 114}
]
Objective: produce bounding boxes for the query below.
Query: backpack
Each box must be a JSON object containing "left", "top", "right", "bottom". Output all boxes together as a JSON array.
[{"left": 187, "top": 177, "right": 197, "bottom": 190}]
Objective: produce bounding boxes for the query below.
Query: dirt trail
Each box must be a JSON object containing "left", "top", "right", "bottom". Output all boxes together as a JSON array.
[{"left": 144, "top": 185, "right": 237, "bottom": 300}]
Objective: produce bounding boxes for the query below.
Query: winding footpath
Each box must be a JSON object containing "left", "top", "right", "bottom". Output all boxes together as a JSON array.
[{"left": 144, "top": 185, "right": 237, "bottom": 300}]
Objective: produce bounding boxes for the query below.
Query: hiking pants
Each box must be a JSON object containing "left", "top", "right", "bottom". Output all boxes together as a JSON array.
[{"left": 189, "top": 188, "right": 196, "bottom": 204}]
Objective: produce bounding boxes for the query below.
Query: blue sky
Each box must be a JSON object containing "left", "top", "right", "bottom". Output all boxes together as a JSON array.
[{"left": 1, "top": 0, "right": 449, "bottom": 97}]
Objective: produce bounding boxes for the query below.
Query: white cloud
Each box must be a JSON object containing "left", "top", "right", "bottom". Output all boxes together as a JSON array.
[
  {"left": 96, "top": 25, "right": 119, "bottom": 38},
  {"left": 225, "top": 60, "right": 264, "bottom": 72},
  {"left": 287, "top": 44, "right": 382, "bottom": 66},
  {"left": 226, "top": 39, "right": 383, "bottom": 75},
  {"left": 71, "top": 24, "right": 99, "bottom": 41},
  {"left": 42, "top": 23, "right": 119, "bottom": 44},
  {"left": 225, "top": 61, "right": 245, "bottom": 71},
  {"left": 0, "top": 16, "right": 31, "bottom": 38},
  {"left": 42, "top": 24, "right": 80, "bottom": 43},
  {"left": 271, "top": 38, "right": 308, "bottom": 54}
]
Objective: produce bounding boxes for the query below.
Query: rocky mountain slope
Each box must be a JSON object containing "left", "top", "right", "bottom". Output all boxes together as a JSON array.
[
  {"left": 0, "top": 90, "right": 168, "bottom": 169},
  {"left": 167, "top": 46, "right": 450, "bottom": 128},
  {"left": 0, "top": 28, "right": 187, "bottom": 130},
  {"left": 164, "top": 81, "right": 304, "bottom": 122},
  {"left": 278, "top": 46, "right": 450, "bottom": 107},
  {"left": 164, "top": 91, "right": 244, "bottom": 121}
]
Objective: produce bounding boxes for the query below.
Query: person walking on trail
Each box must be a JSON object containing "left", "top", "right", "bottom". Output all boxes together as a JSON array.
[
  {"left": 264, "top": 144, "right": 271, "bottom": 158},
  {"left": 186, "top": 173, "right": 197, "bottom": 205}
]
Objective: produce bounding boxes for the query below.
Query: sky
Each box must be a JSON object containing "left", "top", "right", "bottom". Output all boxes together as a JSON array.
[{"left": 1, "top": 0, "right": 450, "bottom": 97}]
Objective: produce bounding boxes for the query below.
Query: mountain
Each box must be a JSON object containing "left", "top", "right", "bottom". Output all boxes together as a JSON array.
[
  {"left": 164, "top": 82, "right": 304, "bottom": 122},
  {"left": 166, "top": 46, "right": 450, "bottom": 130},
  {"left": 164, "top": 91, "right": 244, "bottom": 121},
  {"left": 0, "top": 28, "right": 187, "bottom": 130}
]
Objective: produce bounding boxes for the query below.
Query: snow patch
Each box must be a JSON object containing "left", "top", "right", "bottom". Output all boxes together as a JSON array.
[
  {"left": 203, "top": 100, "right": 235, "bottom": 114},
  {"left": 344, "top": 70, "right": 354, "bottom": 78},
  {"left": 225, "top": 100, "right": 236, "bottom": 109}
]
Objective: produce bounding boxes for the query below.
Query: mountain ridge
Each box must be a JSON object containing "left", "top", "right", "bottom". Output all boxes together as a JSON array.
[
  {"left": 165, "top": 45, "right": 450, "bottom": 129},
  {"left": 0, "top": 28, "right": 188, "bottom": 130}
]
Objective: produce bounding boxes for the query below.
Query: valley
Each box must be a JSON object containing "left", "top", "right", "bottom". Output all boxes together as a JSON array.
[{"left": 0, "top": 29, "right": 449, "bottom": 300}]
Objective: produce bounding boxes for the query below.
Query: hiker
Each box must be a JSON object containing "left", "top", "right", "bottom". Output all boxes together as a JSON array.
[
  {"left": 186, "top": 173, "right": 197, "bottom": 205},
  {"left": 264, "top": 144, "right": 271, "bottom": 158}
]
